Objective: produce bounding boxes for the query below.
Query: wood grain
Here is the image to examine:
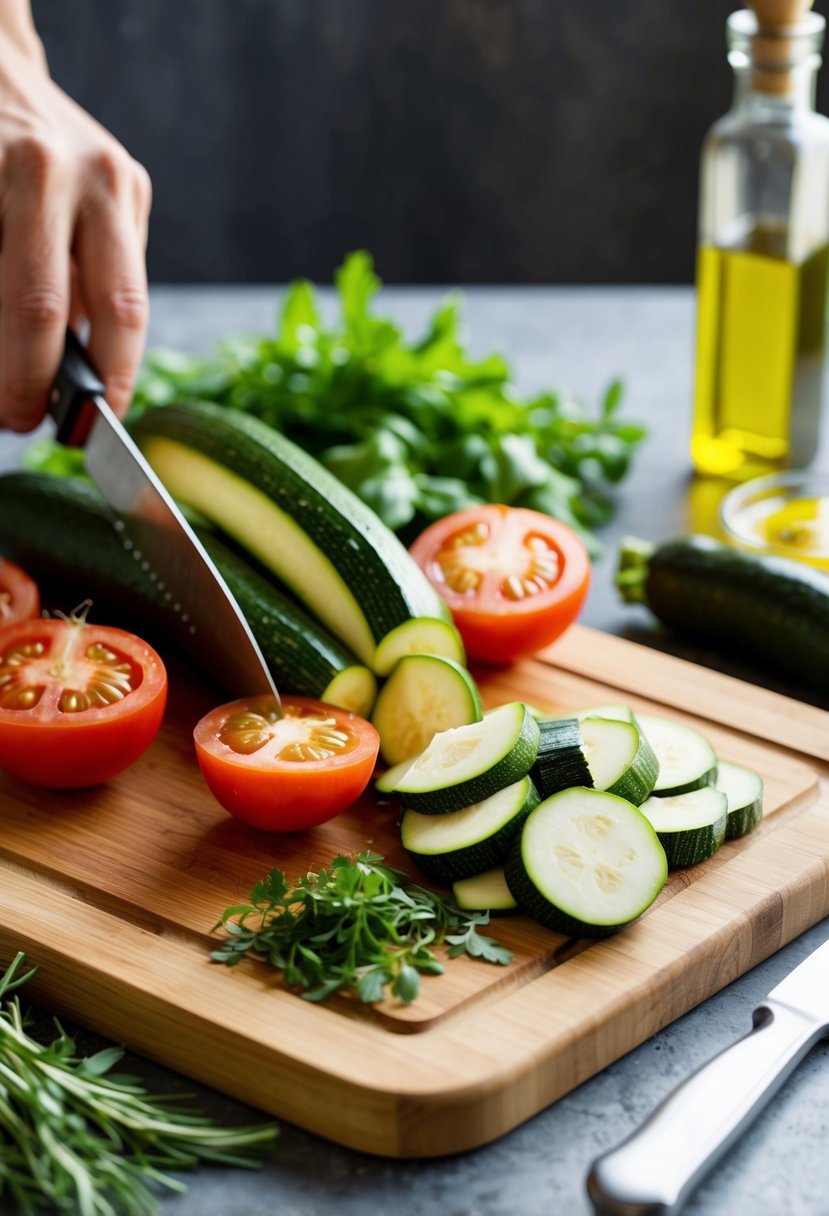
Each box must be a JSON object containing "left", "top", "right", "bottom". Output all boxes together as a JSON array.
[{"left": 1, "top": 625, "right": 827, "bottom": 1156}]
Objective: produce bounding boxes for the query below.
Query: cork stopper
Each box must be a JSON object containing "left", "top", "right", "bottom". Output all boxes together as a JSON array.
[{"left": 743, "top": 0, "right": 821, "bottom": 94}]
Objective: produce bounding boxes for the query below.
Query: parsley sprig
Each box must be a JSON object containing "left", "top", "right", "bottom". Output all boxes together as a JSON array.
[
  {"left": 0, "top": 954, "right": 277, "bottom": 1216},
  {"left": 211, "top": 851, "right": 513, "bottom": 1005}
]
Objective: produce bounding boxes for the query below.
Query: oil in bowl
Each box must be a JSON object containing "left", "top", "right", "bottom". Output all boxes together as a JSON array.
[{"left": 720, "top": 471, "right": 829, "bottom": 569}]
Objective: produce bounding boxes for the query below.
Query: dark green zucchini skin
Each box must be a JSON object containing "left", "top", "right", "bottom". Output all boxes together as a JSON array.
[
  {"left": 618, "top": 534, "right": 829, "bottom": 689},
  {"left": 0, "top": 471, "right": 361, "bottom": 698}
]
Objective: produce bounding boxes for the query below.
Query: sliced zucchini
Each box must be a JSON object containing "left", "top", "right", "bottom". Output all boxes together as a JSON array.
[
  {"left": 401, "top": 776, "right": 540, "bottom": 881},
  {"left": 716, "top": 759, "right": 764, "bottom": 841},
  {"left": 575, "top": 703, "right": 636, "bottom": 725},
  {"left": 373, "top": 617, "right": 465, "bottom": 677},
  {"left": 132, "top": 403, "right": 449, "bottom": 669},
  {"left": 637, "top": 713, "right": 717, "bottom": 797},
  {"left": 371, "top": 654, "right": 483, "bottom": 766},
  {"left": 321, "top": 666, "right": 377, "bottom": 717},
  {"left": 531, "top": 717, "right": 658, "bottom": 806},
  {"left": 505, "top": 787, "right": 668, "bottom": 937},
  {"left": 375, "top": 757, "right": 416, "bottom": 795},
  {"left": 639, "top": 787, "right": 727, "bottom": 868},
  {"left": 452, "top": 868, "right": 519, "bottom": 915},
  {"left": 392, "top": 701, "right": 540, "bottom": 814}
]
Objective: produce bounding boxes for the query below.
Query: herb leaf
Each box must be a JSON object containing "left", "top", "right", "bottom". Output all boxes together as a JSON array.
[{"left": 211, "top": 852, "right": 513, "bottom": 1006}]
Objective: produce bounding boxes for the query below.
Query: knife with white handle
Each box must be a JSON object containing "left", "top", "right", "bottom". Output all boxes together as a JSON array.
[
  {"left": 49, "top": 330, "right": 281, "bottom": 707},
  {"left": 587, "top": 934, "right": 829, "bottom": 1216}
]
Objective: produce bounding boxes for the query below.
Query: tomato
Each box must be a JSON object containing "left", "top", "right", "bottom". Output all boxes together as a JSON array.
[
  {"left": 0, "top": 558, "right": 40, "bottom": 627},
  {"left": 0, "top": 615, "right": 167, "bottom": 789},
  {"left": 194, "top": 695, "right": 380, "bottom": 831},
  {"left": 409, "top": 505, "right": 591, "bottom": 664}
]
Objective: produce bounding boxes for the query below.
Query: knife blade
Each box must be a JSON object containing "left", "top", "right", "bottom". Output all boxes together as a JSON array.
[
  {"left": 49, "top": 330, "right": 281, "bottom": 707},
  {"left": 587, "top": 934, "right": 829, "bottom": 1216}
]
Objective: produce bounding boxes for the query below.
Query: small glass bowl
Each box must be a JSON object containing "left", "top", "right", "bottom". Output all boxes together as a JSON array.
[{"left": 720, "top": 470, "right": 829, "bottom": 569}]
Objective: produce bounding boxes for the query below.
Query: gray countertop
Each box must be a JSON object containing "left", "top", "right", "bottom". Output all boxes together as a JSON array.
[{"left": 2, "top": 286, "right": 828, "bottom": 1216}]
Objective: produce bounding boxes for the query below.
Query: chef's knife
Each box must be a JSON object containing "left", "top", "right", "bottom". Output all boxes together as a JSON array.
[
  {"left": 587, "top": 934, "right": 829, "bottom": 1215},
  {"left": 49, "top": 330, "right": 281, "bottom": 707}
]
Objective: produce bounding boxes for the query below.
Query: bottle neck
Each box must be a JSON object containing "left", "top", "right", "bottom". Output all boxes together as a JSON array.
[
  {"left": 731, "top": 58, "right": 819, "bottom": 112},
  {"left": 727, "top": 8, "right": 824, "bottom": 115}
]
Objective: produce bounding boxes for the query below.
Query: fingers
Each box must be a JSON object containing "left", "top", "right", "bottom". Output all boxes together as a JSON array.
[
  {"left": 73, "top": 149, "right": 151, "bottom": 419},
  {"left": 0, "top": 136, "right": 74, "bottom": 431}
]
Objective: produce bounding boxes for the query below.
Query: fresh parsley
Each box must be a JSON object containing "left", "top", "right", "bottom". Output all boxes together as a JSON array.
[
  {"left": 211, "top": 851, "right": 513, "bottom": 1005},
  {"left": 0, "top": 953, "right": 277, "bottom": 1216},
  {"left": 132, "top": 251, "right": 646, "bottom": 554}
]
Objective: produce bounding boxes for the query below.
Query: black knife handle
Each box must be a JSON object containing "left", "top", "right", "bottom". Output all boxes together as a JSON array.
[{"left": 49, "top": 330, "right": 106, "bottom": 446}]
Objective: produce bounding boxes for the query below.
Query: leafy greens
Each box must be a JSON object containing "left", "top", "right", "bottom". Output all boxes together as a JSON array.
[{"left": 133, "top": 252, "right": 646, "bottom": 553}]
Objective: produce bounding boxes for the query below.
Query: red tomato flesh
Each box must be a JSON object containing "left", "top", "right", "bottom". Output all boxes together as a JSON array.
[
  {"left": 0, "top": 617, "right": 167, "bottom": 788},
  {"left": 0, "top": 558, "right": 40, "bottom": 627},
  {"left": 409, "top": 505, "right": 591, "bottom": 664},
  {"left": 194, "top": 694, "right": 380, "bottom": 832}
]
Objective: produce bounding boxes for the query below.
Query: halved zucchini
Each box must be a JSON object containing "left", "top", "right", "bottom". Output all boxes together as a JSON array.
[
  {"left": 639, "top": 786, "right": 727, "bottom": 867},
  {"left": 637, "top": 713, "right": 717, "bottom": 797},
  {"left": 452, "top": 868, "right": 519, "bottom": 914},
  {"left": 371, "top": 654, "right": 482, "bottom": 765},
  {"left": 716, "top": 759, "right": 764, "bottom": 840},
  {"left": 505, "top": 786, "right": 668, "bottom": 937},
  {"left": 401, "top": 776, "right": 539, "bottom": 881},
  {"left": 391, "top": 701, "right": 540, "bottom": 814},
  {"left": 373, "top": 617, "right": 465, "bottom": 677}
]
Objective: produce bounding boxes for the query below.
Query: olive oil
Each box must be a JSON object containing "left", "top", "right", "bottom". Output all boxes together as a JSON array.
[{"left": 691, "top": 227, "right": 829, "bottom": 480}]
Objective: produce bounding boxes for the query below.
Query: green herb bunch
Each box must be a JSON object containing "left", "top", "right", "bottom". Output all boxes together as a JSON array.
[
  {"left": 212, "top": 851, "right": 512, "bottom": 1005},
  {"left": 0, "top": 954, "right": 277, "bottom": 1216},
  {"left": 132, "top": 252, "right": 646, "bottom": 553}
]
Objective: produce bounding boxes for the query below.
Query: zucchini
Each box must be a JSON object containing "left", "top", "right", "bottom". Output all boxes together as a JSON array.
[
  {"left": 531, "top": 716, "right": 658, "bottom": 805},
  {"left": 401, "top": 776, "right": 539, "bottom": 881},
  {"left": 505, "top": 786, "right": 668, "bottom": 937},
  {"left": 716, "top": 759, "right": 764, "bottom": 840},
  {"left": 391, "top": 701, "right": 540, "bottom": 814},
  {"left": 617, "top": 533, "right": 829, "bottom": 689},
  {"left": 131, "top": 403, "right": 449, "bottom": 670},
  {"left": 637, "top": 713, "right": 717, "bottom": 797},
  {"left": 373, "top": 617, "right": 465, "bottom": 677},
  {"left": 371, "top": 654, "right": 483, "bottom": 765},
  {"left": 0, "top": 471, "right": 376, "bottom": 707},
  {"left": 452, "top": 868, "right": 518, "bottom": 914},
  {"left": 639, "top": 787, "right": 728, "bottom": 867}
]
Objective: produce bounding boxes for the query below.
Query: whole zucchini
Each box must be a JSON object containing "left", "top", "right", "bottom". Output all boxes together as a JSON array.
[
  {"left": 616, "top": 533, "right": 829, "bottom": 689},
  {"left": 0, "top": 471, "right": 375, "bottom": 711}
]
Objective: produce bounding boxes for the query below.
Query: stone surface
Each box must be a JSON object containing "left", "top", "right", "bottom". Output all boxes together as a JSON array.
[{"left": 2, "top": 286, "right": 829, "bottom": 1215}]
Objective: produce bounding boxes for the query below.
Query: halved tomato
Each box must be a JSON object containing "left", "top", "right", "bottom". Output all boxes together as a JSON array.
[
  {"left": 194, "top": 695, "right": 380, "bottom": 831},
  {"left": 409, "top": 505, "right": 591, "bottom": 664},
  {"left": 0, "top": 614, "right": 167, "bottom": 788},
  {"left": 0, "top": 558, "right": 40, "bottom": 627}
]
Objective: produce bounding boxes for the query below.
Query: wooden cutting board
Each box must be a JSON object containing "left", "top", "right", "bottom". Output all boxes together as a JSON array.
[{"left": 1, "top": 625, "right": 828, "bottom": 1158}]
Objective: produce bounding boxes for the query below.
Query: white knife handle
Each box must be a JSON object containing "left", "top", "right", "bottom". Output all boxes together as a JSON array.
[{"left": 587, "top": 999, "right": 826, "bottom": 1216}]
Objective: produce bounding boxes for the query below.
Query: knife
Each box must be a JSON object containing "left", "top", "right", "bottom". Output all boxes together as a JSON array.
[
  {"left": 587, "top": 934, "right": 829, "bottom": 1215},
  {"left": 49, "top": 330, "right": 281, "bottom": 707}
]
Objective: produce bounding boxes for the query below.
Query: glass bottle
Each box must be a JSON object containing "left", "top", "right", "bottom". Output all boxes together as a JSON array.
[{"left": 691, "top": 6, "right": 829, "bottom": 479}]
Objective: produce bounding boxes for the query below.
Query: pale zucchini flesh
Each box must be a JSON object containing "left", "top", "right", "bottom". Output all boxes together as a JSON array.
[
  {"left": 452, "top": 868, "right": 518, "bottom": 914},
  {"left": 505, "top": 786, "right": 668, "bottom": 937},
  {"left": 716, "top": 759, "right": 764, "bottom": 841},
  {"left": 371, "top": 654, "right": 482, "bottom": 766},
  {"left": 373, "top": 617, "right": 465, "bottom": 677},
  {"left": 639, "top": 787, "right": 727, "bottom": 868},
  {"left": 637, "top": 713, "right": 717, "bottom": 796},
  {"left": 321, "top": 666, "right": 378, "bottom": 718},
  {"left": 580, "top": 718, "right": 659, "bottom": 806}
]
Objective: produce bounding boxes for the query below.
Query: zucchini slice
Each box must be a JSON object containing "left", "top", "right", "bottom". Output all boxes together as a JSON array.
[
  {"left": 575, "top": 703, "right": 636, "bottom": 724},
  {"left": 375, "top": 757, "right": 416, "bottom": 795},
  {"left": 401, "top": 776, "right": 540, "bottom": 881},
  {"left": 132, "top": 403, "right": 449, "bottom": 669},
  {"left": 637, "top": 713, "right": 717, "bottom": 797},
  {"left": 373, "top": 617, "right": 466, "bottom": 677},
  {"left": 716, "top": 759, "right": 764, "bottom": 840},
  {"left": 452, "top": 867, "right": 519, "bottom": 915},
  {"left": 322, "top": 666, "right": 378, "bottom": 718},
  {"left": 505, "top": 787, "right": 668, "bottom": 937},
  {"left": 391, "top": 701, "right": 540, "bottom": 814},
  {"left": 639, "top": 787, "right": 728, "bottom": 867},
  {"left": 531, "top": 717, "right": 658, "bottom": 806},
  {"left": 371, "top": 654, "right": 483, "bottom": 766}
]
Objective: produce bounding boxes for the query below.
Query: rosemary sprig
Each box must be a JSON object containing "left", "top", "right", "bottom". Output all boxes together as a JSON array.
[
  {"left": 211, "top": 851, "right": 513, "bottom": 1005},
  {"left": 0, "top": 953, "right": 277, "bottom": 1216}
]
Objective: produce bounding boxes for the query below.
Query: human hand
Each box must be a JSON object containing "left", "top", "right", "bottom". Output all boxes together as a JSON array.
[{"left": 0, "top": 21, "right": 151, "bottom": 432}]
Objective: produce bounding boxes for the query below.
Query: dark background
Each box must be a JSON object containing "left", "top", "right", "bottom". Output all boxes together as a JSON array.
[{"left": 31, "top": 0, "right": 829, "bottom": 285}]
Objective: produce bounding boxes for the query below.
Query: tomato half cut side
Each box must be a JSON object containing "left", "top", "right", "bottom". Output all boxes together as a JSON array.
[
  {"left": 409, "top": 505, "right": 591, "bottom": 664},
  {"left": 0, "top": 558, "right": 40, "bottom": 627},
  {"left": 194, "top": 694, "right": 380, "bottom": 831},
  {"left": 0, "top": 616, "right": 168, "bottom": 789}
]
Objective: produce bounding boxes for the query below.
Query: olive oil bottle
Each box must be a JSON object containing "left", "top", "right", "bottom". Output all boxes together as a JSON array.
[{"left": 691, "top": 2, "right": 829, "bottom": 479}]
